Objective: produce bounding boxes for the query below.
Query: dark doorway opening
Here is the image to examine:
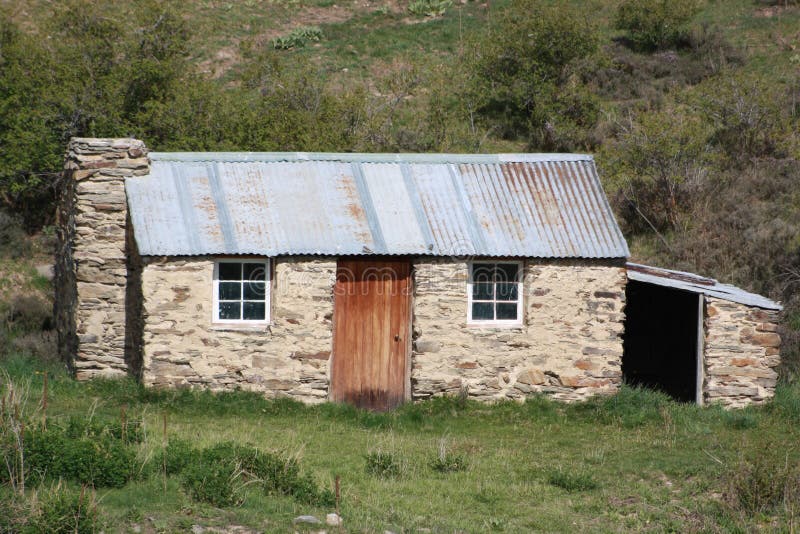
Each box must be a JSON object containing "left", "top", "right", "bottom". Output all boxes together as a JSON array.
[{"left": 623, "top": 280, "right": 700, "bottom": 403}]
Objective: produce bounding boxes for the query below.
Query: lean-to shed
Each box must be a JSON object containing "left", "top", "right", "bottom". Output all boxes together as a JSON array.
[
  {"left": 624, "top": 263, "right": 782, "bottom": 408},
  {"left": 54, "top": 138, "right": 782, "bottom": 410}
]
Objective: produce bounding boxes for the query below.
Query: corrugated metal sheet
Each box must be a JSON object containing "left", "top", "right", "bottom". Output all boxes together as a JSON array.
[
  {"left": 627, "top": 263, "right": 782, "bottom": 311},
  {"left": 125, "top": 152, "right": 630, "bottom": 259}
]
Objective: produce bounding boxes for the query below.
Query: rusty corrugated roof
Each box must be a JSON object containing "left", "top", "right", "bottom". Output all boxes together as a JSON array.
[
  {"left": 125, "top": 152, "right": 629, "bottom": 258},
  {"left": 627, "top": 263, "right": 782, "bottom": 310}
]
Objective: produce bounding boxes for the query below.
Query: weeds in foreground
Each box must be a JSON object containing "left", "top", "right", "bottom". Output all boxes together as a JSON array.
[
  {"left": 365, "top": 451, "right": 403, "bottom": 479},
  {"left": 726, "top": 449, "right": 800, "bottom": 517},
  {"left": 429, "top": 438, "right": 468, "bottom": 474}
]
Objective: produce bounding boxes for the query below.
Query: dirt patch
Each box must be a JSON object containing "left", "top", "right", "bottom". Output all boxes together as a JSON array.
[
  {"left": 256, "top": 1, "right": 395, "bottom": 42},
  {"left": 198, "top": 45, "right": 242, "bottom": 79},
  {"left": 754, "top": 5, "right": 797, "bottom": 18}
]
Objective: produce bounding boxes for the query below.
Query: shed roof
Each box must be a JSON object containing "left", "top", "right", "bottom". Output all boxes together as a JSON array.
[
  {"left": 125, "top": 152, "right": 629, "bottom": 259},
  {"left": 627, "top": 263, "right": 782, "bottom": 311}
]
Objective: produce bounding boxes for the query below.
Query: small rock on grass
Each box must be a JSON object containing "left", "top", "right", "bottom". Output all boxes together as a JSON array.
[
  {"left": 293, "top": 515, "right": 322, "bottom": 525},
  {"left": 326, "top": 513, "right": 342, "bottom": 526}
]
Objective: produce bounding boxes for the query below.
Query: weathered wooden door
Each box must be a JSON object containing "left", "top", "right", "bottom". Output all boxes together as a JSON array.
[{"left": 331, "top": 259, "right": 411, "bottom": 411}]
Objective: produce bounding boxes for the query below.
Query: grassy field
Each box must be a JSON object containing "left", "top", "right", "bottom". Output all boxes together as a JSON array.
[{"left": 2, "top": 354, "right": 800, "bottom": 533}]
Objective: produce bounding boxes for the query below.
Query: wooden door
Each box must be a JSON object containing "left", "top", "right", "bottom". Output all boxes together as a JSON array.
[{"left": 331, "top": 259, "right": 411, "bottom": 411}]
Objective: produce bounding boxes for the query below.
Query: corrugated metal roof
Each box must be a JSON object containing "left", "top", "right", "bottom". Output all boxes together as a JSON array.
[
  {"left": 627, "top": 263, "right": 782, "bottom": 311},
  {"left": 125, "top": 152, "right": 630, "bottom": 259}
]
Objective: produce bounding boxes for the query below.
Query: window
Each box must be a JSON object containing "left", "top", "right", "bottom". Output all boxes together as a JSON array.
[
  {"left": 213, "top": 259, "right": 270, "bottom": 324},
  {"left": 467, "top": 261, "right": 523, "bottom": 325}
]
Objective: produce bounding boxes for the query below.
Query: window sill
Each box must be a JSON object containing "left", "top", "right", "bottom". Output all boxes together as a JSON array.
[
  {"left": 209, "top": 323, "right": 271, "bottom": 333},
  {"left": 466, "top": 322, "right": 525, "bottom": 330}
]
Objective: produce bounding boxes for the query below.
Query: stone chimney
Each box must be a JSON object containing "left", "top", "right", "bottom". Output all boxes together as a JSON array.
[{"left": 55, "top": 138, "right": 149, "bottom": 379}]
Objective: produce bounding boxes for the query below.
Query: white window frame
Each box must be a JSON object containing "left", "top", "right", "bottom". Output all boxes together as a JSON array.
[
  {"left": 467, "top": 260, "right": 524, "bottom": 327},
  {"left": 212, "top": 258, "right": 271, "bottom": 325}
]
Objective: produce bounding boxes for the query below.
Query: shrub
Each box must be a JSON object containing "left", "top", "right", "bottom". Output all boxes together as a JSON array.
[
  {"left": 64, "top": 415, "right": 144, "bottom": 445},
  {"left": 4, "top": 295, "right": 53, "bottom": 334},
  {"left": 467, "top": 0, "right": 600, "bottom": 149},
  {"left": 0, "top": 211, "right": 30, "bottom": 259},
  {"left": 25, "top": 428, "right": 136, "bottom": 488},
  {"left": 615, "top": 0, "right": 701, "bottom": 51},
  {"left": 408, "top": 0, "right": 452, "bottom": 17},
  {"left": 546, "top": 466, "right": 599, "bottom": 492},
  {"left": 365, "top": 451, "right": 402, "bottom": 478},
  {"left": 182, "top": 455, "right": 243, "bottom": 507},
  {"left": 10, "top": 331, "right": 58, "bottom": 362},
  {"left": 600, "top": 107, "right": 712, "bottom": 233},
  {"left": 272, "top": 26, "right": 323, "bottom": 50},
  {"left": 694, "top": 73, "right": 794, "bottom": 166},
  {"left": 157, "top": 438, "right": 196, "bottom": 476},
  {"left": 181, "top": 442, "right": 333, "bottom": 507}
]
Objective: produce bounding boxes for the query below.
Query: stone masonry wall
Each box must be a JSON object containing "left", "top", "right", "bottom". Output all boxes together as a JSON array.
[
  {"left": 57, "top": 138, "right": 149, "bottom": 379},
  {"left": 704, "top": 297, "right": 781, "bottom": 407},
  {"left": 412, "top": 259, "right": 627, "bottom": 402},
  {"left": 140, "top": 257, "right": 335, "bottom": 402}
]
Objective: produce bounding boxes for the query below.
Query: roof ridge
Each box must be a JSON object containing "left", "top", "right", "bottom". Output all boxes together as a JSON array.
[{"left": 148, "top": 152, "right": 595, "bottom": 164}]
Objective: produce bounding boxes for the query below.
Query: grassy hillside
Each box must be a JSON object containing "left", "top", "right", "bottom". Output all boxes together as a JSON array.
[{"left": 2, "top": 356, "right": 800, "bottom": 532}]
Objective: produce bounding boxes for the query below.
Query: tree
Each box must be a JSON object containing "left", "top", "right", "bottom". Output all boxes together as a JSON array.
[{"left": 466, "top": 0, "right": 600, "bottom": 150}]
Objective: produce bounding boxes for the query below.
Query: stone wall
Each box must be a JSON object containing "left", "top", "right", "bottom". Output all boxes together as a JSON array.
[
  {"left": 140, "top": 257, "right": 335, "bottom": 402},
  {"left": 412, "top": 259, "right": 627, "bottom": 402},
  {"left": 56, "top": 138, "right": 149, "bottom": 379},
  {"left": 704, "top": 297, "right": 781, "bottom": 407}
]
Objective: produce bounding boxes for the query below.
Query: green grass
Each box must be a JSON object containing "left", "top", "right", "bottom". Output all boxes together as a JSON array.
[{"left": 3, "top": 354, "right": 800, "bottom": 532}]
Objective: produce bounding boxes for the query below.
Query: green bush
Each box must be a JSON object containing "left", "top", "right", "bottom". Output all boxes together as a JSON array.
[
  {"left": 408, "top": 0, "right": 452, "bottom": 17},
  {"left": 181, "top": 442, "right": 333, "bottom": 507},
  {"left": 158, "top": 438, "right": 196, "bottom": 476},
  {"left": 0, "top": 211, "right": 31, "bottom": 259},
  {"left": 546, "top": 467, "right": 599, "bottom": 492},
  {"left": 182, "top": 455, "right": 243, "bottom": 507},
  {"left": 615, "top": 0, "right": 701, "bottom": 51},
  {"left": 4, "top": 295, "right": 53, "bottom": 334},
  {"left": 272, "top": 26, "right": 323, "bottom": 50},
  {"left": 429, "top": 440, "right": 468, "bottom": 473},
  {"left": 467, "top": 0, "right": 600, "bottom": 149},
  {"left": 365, "top": 451, "right": 402, "bottom": 478},
  {"left": 430, "top": 452, "right": 468, "bottom": 473},
  {"left": 64, "top": 415, "right": 144, "bottom": 445},
  {"left": 25, "top": 428, "right": 136, "bottom": 488}
]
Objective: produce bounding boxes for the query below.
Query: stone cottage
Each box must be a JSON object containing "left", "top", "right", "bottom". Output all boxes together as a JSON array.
[{"left": 54, "top": 138, "right": 781, "bottom": 410}]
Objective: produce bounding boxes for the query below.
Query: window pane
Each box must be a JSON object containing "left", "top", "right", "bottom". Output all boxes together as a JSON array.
[
  {"left": 219, "top": 282, "right": 241, "bottom": 300},
  {"left": 496, "top": 303, "right": 518, "bottom": 320},
  {"left": 243, "top": 263, "right": 266, "bottom": 281},
  {"left": 471, "top": 302, "right": 494, "bottom": 321},
  {"left": 219, "top": 301, "right": 241, "bottom": 320},
  {"left": 243, "top": 301, "right": 265, "bottom": 320},
  {"left": 244, "top": 281, "right": 266, "bottom": 300},
  {"left": 496, "top": 263, "right": 520, "bottom": 283},
  {"left": 472, "top": 282, "right": 494, "bottom": 300},
  {"left": 471, "top": 263, "right": 494, "bottom": 283},
  {"left": 219, "top": 263, "right": 241, "bottom": 281},
  {"left": 496, "top": 282, "right": 518, "bottom": 301}
]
